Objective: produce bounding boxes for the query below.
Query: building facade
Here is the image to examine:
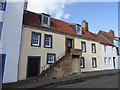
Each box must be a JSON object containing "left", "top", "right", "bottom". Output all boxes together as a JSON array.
[
  {"left": 18, "top": 11, "right": 104, "bottom": 80},
  {"left": 0, "top": 0, "right": 26, "bottom": 83}
]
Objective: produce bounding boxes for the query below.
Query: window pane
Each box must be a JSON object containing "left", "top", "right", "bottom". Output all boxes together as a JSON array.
[
  {"left": 81, "top": 42, "right": 86, "bottom": 52},
  {"left": 32, "top": 33, "right": 40, "bottom": 46},
  {"left": 45, "top": 35, "right": 52, "bottom": 48},
  {"left": 80, "top": 57, "right": 84, "bottom": 68},
  {"left": 0, "top": 22, "right": 3, "bottom": 40},
  {"left": 47, "top": 54, "right": 55, "bottom": 64}
]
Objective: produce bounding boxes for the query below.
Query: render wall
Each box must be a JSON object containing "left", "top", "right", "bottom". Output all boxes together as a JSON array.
[
  {"left": 1, "top": 2, "right": 24, "bottom": 83},
  {"left": 19, "top": 26, "right": 66, "bottom": 80},
  {"left": 75, "top": 38, "right": 102, "bottom": 72}
]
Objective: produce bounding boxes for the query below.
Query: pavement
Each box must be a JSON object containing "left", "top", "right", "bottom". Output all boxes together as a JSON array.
[{"left": 2, "top": 69, "right": 120, "bottom": 89}]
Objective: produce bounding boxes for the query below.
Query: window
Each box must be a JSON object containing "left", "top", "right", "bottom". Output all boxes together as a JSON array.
[
  {"left": 0, "top": 0, "right": 6, "bottom": 11},
  {"left": 67, "top": 39, "right": 72, "bottom": 48},
  {"left": 92, "top": 58, "right": 97, "bottom": 68},
  {"left": 80, "top": 57, "right": 85, "bottom": 68},
  {"left": 81, "top": 41, "right": 86, "bottom": 52},
  {"left": 41, "top": 14, "right": 50, "bottom": 28},
  {"left": 0, "top": 22, "right": 3, "bottom": 40},
  {"left": 108, "top": 57, "right": 112, "bottom": 64},
  {"left": 91, "top": 43, "right": 96, "bottom": 53},
  {"left": 76, "top": 24, "right": 82, "bottom": 35},
  {"left": 104, "top": 45, "right": 107, "bottom": 52},
  {"left": 47, "top": 53, "right": 56, "bottom": 64},
  {"left": 44, "top": 34, "right": 52, "bottom": 48},
  {"left": 104, "top": 57, "right": 107, "bottom": 64},
  {"left": 31, "top": 32, "right": 41, "bottom": 47}
]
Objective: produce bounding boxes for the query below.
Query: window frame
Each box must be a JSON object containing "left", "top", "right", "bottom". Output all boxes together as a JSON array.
[
  {"left": 44, "top": 34, "right": 52, "bottom": 48},
  {"left": 31, "top": 32, "right": 41, "bottom": 47},
  {"left": 104, "top": 57, "right": 107, "bottom": 64},
  {"left": 108, "top": 57, "right": 112, "bottom": 64},
  {"left": 0, "top": 0, "right": 6, "bottom": 11},
  {"left": 0, "top": 22, "right": 3, "bottom": 40},
  {"left": 76, "top": 24, "right": 82, "bottom": 35},
  {"left": 104, "top": 45, "right": 107, "bottom": 52},
  {"left": 47, "top": 53, "right": 56, "bottom": 64},
  {"left": 92, "top": 58, "right": 97, "bottom": 68},
  {"left": 81, "top": 41, "right": 86, "bottom": 52},
  {"left": 91, "top": 43, "right": 96, "bottom": 53},
  {"left": 80, "top": 57, "right": 85, "bottom": 68},
  {"left": 41, "top": 14, "right": 50, "bottom": 28}
]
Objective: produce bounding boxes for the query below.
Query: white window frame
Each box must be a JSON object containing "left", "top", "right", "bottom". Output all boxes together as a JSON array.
[
  {"left": 108, "top": 57, "right": 112, "bottom": 64},
  {"left": 41, "top": 14, "right": 50, "bottom": 28},
  {"left": 104, "top": 45, "right": 107, "bottom": 52},
  {"left": 81, "top": 41, "right": 86, "bottom": 52},
  {"left": 92, "top": 43, "right": 96, "bottom": 53},
  {"left": 44, "top": 34, "right": 52, "bottom": 48},
  {"left": 104, "top": 57, "right": 107, "bottom": 64},
  {"left": 47, "top": 53, "right": 56, "bottom": 64},
  {"left": 31, "top": 32, "right": 41, "bottom": 47},
  {"left": 76, "top": 24, "right": 82, "bottom": 35},
  {"left": 92, "top": 58, "right": 97, "bottom": 68},
  {"left": 80, "top": 57, "right": 85, "bottom": 68}
]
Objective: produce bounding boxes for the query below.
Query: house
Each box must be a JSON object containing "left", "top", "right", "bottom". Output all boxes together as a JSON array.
[
  {"left": 18, "top": 11, "right": 104, "bottom": 80},
  {"left": 98, "top": 30, "right": 119, "bottom": 69},
  {"left": 72, "top": 20, "right": 102, "bottom": 72},
  {"left": 97, "top": 34, "right": 118, "bottom": 70},
  {"left": 18, "top": 11, "right": 82, "bottom": 80},
  {"left": 0, "top": 0, "right": 27, "bottom": 83}
]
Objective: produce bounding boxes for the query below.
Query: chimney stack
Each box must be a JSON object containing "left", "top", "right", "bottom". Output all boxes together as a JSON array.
[
  {"left": 109, "top": 29, "right": 114, "bottom": 36},
  {"left": 82, "top": 20, "right": 88, "bottom": 31}
]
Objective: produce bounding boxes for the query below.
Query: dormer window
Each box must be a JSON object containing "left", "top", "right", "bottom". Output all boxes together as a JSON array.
[
  {"left": 41, "top": 13, "right": 50, "bottom": 28},
  {"left": 76, "top": 24, "right": 82, "bottom": 35}
]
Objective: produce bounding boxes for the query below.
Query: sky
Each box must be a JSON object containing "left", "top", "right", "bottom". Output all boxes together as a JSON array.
[{"left": 27, "top": 0, "right": 119, "bottom": 36}]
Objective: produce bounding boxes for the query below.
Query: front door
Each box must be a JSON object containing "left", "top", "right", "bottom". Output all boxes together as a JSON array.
[
  {"left": 72, "top": 55, "right": 80, "bottom": 74},
  {"left": 27, "top": 56, "right": 40, "bottom": 78},
  {"left": 66, "top": 38, "right": 73, "bottom": 52},
  {"left": 113, "top": 57, "right": 116, "bottom": 69}
]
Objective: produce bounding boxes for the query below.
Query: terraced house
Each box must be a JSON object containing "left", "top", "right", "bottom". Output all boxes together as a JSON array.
[
  {"left": 1, "top": 6, "right": 119, "bottom": 83},
  {"left": 18, "top": 10, "right": 118, "bottom": 81}
]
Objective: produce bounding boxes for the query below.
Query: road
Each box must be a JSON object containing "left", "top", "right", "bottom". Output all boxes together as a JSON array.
[{"left": 44, "top": 74, "right": 119, "bottom": 88}]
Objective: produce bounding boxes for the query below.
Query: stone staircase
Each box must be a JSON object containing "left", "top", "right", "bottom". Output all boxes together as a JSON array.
[{"left": 39, "top": 49, "right": 82, "bottom": 79}]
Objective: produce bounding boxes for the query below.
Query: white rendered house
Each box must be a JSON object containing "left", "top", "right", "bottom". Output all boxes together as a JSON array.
[{"left": 0, "top": 0, "right": 27, "bottom": 83}]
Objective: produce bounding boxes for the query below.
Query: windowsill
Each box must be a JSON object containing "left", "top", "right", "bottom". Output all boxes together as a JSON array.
[
  {"left": 31, "top": 45, "right": 40, "bottom": 47},
  {"left": 41, "top": 24, "right": 50, "bottom": 28},
  {"left": 44, "top": 46, "right": 52, "bottom": 48}
]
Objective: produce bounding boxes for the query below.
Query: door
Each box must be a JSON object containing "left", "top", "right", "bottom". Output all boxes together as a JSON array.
[
  {"left": 66, "top": 38, "right": 73, "bottom": 52},
  {"left": 113, "top": 57, "right": 116, "bottom": 69},
  {"left": 72, "top": 55, "right": 80, "bottom": 74},
  {"left": 0, "top": 54, "right": 6, "bottom": 81},
  {"left": 27, "top": 56, "right": 40, "bottom": 78}
]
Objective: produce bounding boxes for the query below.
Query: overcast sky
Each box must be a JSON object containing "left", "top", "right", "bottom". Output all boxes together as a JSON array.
[{"left": 27, "top": 0, "right": 119, "bottom": 36}]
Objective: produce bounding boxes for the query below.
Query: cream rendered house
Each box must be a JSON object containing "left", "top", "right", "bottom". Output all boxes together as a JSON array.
[{"left": 18, "top": 11, "right": 82, "bottom": 80}]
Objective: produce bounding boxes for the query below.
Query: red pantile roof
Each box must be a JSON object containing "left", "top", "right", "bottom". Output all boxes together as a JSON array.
[
  {"left": 82, "top": 28, "right": 98, "bottom": 41},
  {"left": 23, "top": 10, "right": 116, "bottom": 46},
  {"left": 99, "top": 30, "right": 116, "bottom": 40},
  {"left": 23, "top": 10, "right": 77, "bottom": 35},
  {"left": 96, "top": 34, "right": 114, "bottom": 46}
]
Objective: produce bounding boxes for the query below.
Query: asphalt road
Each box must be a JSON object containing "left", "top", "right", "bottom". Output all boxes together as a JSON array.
[{"left": 44, "top": 74, "right": 119, "bottom": 88}]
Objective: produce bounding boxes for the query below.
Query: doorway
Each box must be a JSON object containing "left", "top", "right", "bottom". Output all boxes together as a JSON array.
[
  {"left": 66, "top": 38, "right": 73, "bottom": 53},
  {"left": 27, "top": 56, "right": 40, "bottom": 78},
  {"left": 72, "top": 55, "right": 80, "bottom": 74}
]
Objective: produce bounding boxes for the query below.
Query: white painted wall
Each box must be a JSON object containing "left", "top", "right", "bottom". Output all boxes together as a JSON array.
[
  {"left": 1, "top": 1, "right": 25, "bottom": 83},
  {"left": 101, "top": 44, "right": 118, "bottom": 70}
]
